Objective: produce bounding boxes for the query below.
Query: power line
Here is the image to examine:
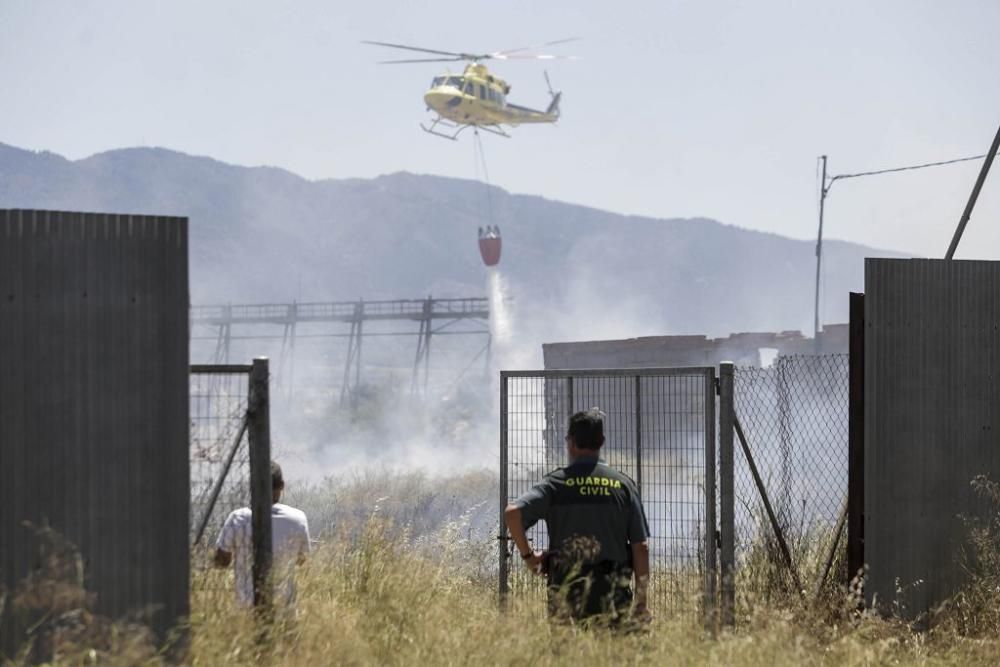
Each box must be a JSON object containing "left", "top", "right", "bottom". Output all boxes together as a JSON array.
[
  {"left": 814, "top": 146, "right": 999, "bottom": 337},
  {"left": 829, "top": 151, "right": 996, "bottom": 186}
]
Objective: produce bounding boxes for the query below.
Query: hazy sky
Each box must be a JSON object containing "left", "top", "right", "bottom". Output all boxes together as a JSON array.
[{"left": 2, "top": 0, "right": 999, "bottom": 259}]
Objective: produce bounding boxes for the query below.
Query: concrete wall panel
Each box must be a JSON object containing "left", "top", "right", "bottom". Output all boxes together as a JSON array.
[{"left": 543, "top": 327, "right": 848, "bottom": 370}]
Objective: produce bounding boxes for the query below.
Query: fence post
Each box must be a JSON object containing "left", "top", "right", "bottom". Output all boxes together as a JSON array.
[
  {"left": 498, "top": 372, "right": 510, "bottom": 610},
  {"left": 704, "top": 367, "right": 718, "bottom": 633},
  {"left": 248, "top": 358, "right": 273, "bottom": 609},
  {"left": 634, "top": 375, "right": 643, "bottom": 494},
  {"left": 847, "top": 292, "right": 865, "bottom": 586},
  {"left": 566, "top": 375, "right": 574, "bottom": 417},
  {"left": 718, "top": 362, "right": 736, "bottom": 627}
]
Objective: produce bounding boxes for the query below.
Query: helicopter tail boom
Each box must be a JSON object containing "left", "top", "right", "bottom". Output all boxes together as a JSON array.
[{"left": 498, "top": 71, "right": 561, "bottom": 125}]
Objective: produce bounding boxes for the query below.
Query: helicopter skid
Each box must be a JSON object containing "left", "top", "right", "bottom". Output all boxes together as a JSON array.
[
  {"left": 420, "top": 116, "right": 510, "bottom": 140},
  {"left": 420, "top": 118, "right": 467, "bottom": 141}
]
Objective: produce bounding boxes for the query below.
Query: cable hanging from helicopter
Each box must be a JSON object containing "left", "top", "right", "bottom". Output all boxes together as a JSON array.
[
  {"left": 472, "top": 127, "right": 497, "bottom": 251},
  {"left": 474, "top": 122, "right": 501, "bottom": 268},
  {"left": 363, "top": 38, "right": 578, "bottom": 140}
]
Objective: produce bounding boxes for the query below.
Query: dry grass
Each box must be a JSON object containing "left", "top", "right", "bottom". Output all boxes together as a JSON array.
[
  {"left": 7, "top": 474, "right": 1000, "bottom": 665},
  {"left": 182, "top": 515, "right": 1000, "bottom": 667}
]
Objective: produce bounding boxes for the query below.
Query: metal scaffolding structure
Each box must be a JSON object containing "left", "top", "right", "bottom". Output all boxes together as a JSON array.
[{"left": 190, "top": 297, "right": 491, "bottom": 403}]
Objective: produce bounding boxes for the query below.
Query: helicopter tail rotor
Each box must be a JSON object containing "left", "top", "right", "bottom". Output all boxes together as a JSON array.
[{"left": 544, "top": 71, "right": 561, "bottom": 117}]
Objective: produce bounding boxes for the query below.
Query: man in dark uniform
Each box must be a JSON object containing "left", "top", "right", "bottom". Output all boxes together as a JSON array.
[{"left": 504, "top": 408, "right": 651, "bottom": 624}]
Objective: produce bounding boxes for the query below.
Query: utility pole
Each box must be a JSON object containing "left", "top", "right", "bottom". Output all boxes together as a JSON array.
[
  {"left": 945, "top": 123, "right": 1000, "bottom": 259},
  {"left": 814, "top": 144, "right": 997, "bottom": 335},
  {"left": 814, "top": 155, "right": 828, "bottom": 339}
]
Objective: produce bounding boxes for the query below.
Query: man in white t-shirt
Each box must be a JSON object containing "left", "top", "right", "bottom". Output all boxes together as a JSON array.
[{"left": 214, "top": 461, "right": 310, "bottom": 607}]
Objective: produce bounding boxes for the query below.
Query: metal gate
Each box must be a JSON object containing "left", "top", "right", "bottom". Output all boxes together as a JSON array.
[
  {"left": 189, "top": 359, "right": 274, "bottom": 608},
  {"left": 499, "top": 368, "right": 717, "bottom": 621}
]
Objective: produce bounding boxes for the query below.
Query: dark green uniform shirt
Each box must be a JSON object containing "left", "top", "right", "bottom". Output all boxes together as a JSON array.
[{"left": 514, "top": 455, "right": 650, "bottom": 567}]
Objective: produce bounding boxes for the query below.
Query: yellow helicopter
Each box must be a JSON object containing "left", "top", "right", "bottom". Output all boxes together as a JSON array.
[{"left": 363, "top": 39, "right": 577, "bottom": 140}]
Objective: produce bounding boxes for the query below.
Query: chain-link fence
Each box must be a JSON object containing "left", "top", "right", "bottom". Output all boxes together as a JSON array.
[
  {"left": 732, "top": 355, "right": 849, "bottom": 597},
  {"left": 499, "top": 357, "right": 850, "bottom": 624},
  {"left": 190, "top": 368, "right": 251, "bottom": 570},
  {"left": 189, "top": 362, "right": 272, "bottom": 605},
  {"left": 500, "top": 369, "right": 716, "bottom": 621}
]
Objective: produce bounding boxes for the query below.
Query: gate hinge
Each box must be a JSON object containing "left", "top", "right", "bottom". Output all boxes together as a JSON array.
[{"left": 714, "top": 378, "right": 721, "bottom": 396}]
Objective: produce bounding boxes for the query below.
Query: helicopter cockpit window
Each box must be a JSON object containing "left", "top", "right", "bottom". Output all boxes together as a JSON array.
[
  {"left": 478, "top": 85, "right": 486, "bottom": 100},
  {"left": 431, "top": 77, "right": 445, "bottom": 88},
  {"left": 445, "top": 76, "right": 463, "bottom": 89}
]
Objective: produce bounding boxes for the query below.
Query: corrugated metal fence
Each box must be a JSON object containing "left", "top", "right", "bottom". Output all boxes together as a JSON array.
[
  {"left": 0, "top": 210, "right": 189, "bottom": 660},
  {"left": 865, "top": 258, "right": 1000, "bottom": 619}
]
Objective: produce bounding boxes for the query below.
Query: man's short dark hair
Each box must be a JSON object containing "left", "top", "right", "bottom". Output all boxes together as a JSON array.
[
  {"left": 567, "top": 409, "right": 605, "bottom": 450},
  {"left": 271, "top": 461, "right": 284, "bottom": 490}
]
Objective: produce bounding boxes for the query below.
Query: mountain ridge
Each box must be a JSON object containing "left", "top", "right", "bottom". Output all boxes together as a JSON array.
[
  {"left": 0, "top": 142, "right": 896, "bottom": 337},
  {"left": 0, "top": 142, "right": 863, "bottom": 241}
]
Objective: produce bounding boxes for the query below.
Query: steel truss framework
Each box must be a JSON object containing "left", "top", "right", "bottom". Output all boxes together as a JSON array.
[{"left": 190, "top": 297, "right": 491, "bottom": 403}]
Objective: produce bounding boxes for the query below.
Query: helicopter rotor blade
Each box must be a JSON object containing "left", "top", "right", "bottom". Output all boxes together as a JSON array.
[
  {"left": 492, "top": 54, "right": 578, "bottom": 60},
  {"left": 362, "top": 40, "right": 474, "bottom": 59},
  {"left": 376, "top": 57, "right": 467, "bottom": 65},
  {"left": 492, "top": 37, "right": 581, "bottom": 58},
  {"left": 363, "top": 38, "right": 577, "bottom": 63}
]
